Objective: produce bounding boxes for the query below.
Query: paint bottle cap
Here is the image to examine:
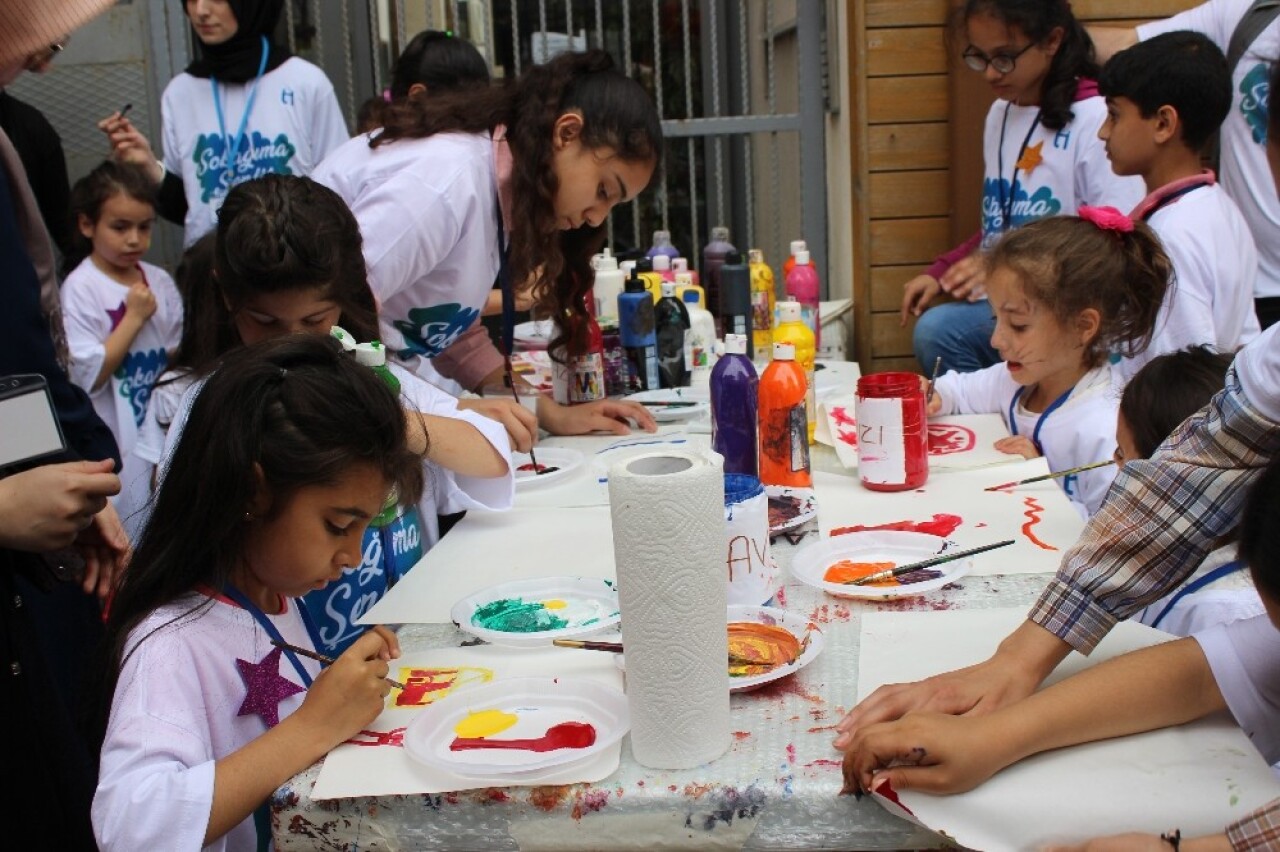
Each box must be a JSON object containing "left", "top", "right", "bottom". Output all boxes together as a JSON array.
[
  {"left": 636, "top": 257, "right": 653, "bottom": 272},
  {"left": 620, "top": 260, "right": 636, "bottom": 274},
  {"left": 652, "top": 254, "right": 671, "bottom": 271},
  {"left": 711, "top": 225, "right": 731, "bottom": 242},
  {"left": 725, "top": 251, "right": 744, "bottom": 266},
  {"left": 777, "top": 301, "right": 801, "bottom": 323},
  {"left": 675, "top": 272, "right": 694, "bottom": 288},
  {"left": 661, "top": 281, "right": 677, "bottom": 297},
  {"left": 672, "top": 257, "right": 689, "bottom": 272},
  {"left": 772, "top": 342, "right": 796, "bottom": 361},
  {"left": 652, "top": 229, "right": 673, "bottom": 247},
  {"left": 681, "top": 286, "right": 700, "bottom": 305},
  {"left": 790, "top": 239, "right": 807, "bottom": 255},
  {"left": 724, "top": 334, "right": 748, "bottom": 355},
  {"left": 625, "top": 270, "right": 646, "bottom": 292},
  {"left": 795, "top": 250, "right": 810, "bottom": 265},
  {"left": 748, "top": 248, "right": 765, "bottom": 265}
]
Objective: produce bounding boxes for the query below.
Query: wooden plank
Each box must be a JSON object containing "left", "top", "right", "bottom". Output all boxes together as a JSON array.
[
  {"left": 869, "top": 217, "right": 951, "bottom": 266},
  {"left": 866, "top": 0, "right": 948, "bottom": 28},
  {"left": 868, "top": 123, "right": 949, "bottom": 172},
  {"left": 866, "top": 27, "right": 946, "bottom": 77},
  {"left": 870, "top": 312, "right": 917, "bottom": 359},
  {"left": 866, "top": 356, "right": 925, "bottom": 375},
  {"left": 870, "top": 265, "right": 927, "bottom": 313},
  {"left": 868, "top": 75, "right": 948, "bottom": 124},
  {"left": 1071, "top": 0, "right": 1200, "bottom": 20},
  {"left": 869, "top": 170, "right": 950, "bottom": 219}
]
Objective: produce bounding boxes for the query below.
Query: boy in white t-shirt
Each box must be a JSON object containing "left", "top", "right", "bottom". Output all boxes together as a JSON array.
[{"left": 1097, "top": 30, "right": 1259, "bottom": 382}]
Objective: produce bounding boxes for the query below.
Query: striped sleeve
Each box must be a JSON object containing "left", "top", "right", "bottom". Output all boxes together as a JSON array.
[
  {"left": 1228, "top": 798, "right": 1280, "bottom": 850},
  {"left": 1030, "top": 366, "right": 1280, "bottom": 653}
]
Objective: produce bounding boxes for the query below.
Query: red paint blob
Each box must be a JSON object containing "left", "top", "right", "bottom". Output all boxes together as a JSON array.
[
  {"left": 1020, "top": 497, "right": 1057, "bottom": 551},
  {"left": 450, "top": 721, "right": 597, "bottom": 753},
  {"left": 517, "top": 463, "right": 560, "bottom": 474},
  {"left": 831, "top": 513, "right": 963, "bottom": 538}
]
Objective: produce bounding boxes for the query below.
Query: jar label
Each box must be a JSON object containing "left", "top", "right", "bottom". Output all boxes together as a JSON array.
[
  {"left": 788, "top": 403, "right": 810, "bottom": 473},
  {"left": 855, "top": 396, "right": 906, "bottom": 484}
]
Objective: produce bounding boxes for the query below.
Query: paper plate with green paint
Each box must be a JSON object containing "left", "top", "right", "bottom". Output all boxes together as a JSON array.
[{"left": 450, "top": 577, "right": 622, "bottom": 648}]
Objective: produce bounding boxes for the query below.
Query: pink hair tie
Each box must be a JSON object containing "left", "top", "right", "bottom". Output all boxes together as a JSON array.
[
  {"left": 1077, "top": 205, "right": 1133, "bottom": 234},
  {"left": 381, "top": 88, "right": 392, "bottom": 103}
]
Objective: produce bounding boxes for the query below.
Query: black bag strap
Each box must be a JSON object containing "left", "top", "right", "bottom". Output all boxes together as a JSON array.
[{"left": 1227, "top": 0, "right": 1280, "bottom": 72}]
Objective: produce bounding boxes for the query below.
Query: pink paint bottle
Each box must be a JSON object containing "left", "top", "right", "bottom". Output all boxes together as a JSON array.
[
  {"left": 784, "top": 249, "right": 821, "bottom": 349},
  {"left": 853, "top": 372, "right": 928, "bottom": 491}
]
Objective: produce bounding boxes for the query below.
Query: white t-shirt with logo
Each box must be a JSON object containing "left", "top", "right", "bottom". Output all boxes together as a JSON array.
[
  {"left": 312, "top": 132, "right": 499, "bottom": 381},
  {"left": 979, "top": 96, "right": 1145, "bottom": 252},
  {"left": 1140, "top": 0, "right": 1280, "bottom": 298},
  {"left": 161, "top": 57, "right": 350, "bottom": 245},
  {"left": 61, "top": 258, "right": 183, "bottom": 455}
]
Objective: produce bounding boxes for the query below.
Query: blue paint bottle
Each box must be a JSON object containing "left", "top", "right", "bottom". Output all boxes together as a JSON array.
[
  {"left": 711, "top": 333, "right": 759, "bottom": 476},
  {"left": 719, "top": 251, "right": 753, "bottom": 343},
  {"left": 619, "top": 269, "right": 659, "bottom": 392}
]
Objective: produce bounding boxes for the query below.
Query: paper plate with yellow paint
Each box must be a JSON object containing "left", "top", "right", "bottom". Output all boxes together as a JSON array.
[
  {"left": 450, "top": 577, "right": 622, "bottom": 648},
  {"left": 403, "top": 676, "right": 630, "bottom": 775}
]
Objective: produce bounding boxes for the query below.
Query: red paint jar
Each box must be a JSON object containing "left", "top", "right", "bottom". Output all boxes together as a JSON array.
[{"left": 854, "top": 371, "right": 928, "bottom": 491}]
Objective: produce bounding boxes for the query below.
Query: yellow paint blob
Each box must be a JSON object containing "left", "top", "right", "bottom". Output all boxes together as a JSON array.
[
  {"left": 454, "top": 708, "right": 519, "bottom": 739},
  {"left": 541, "top": 599, "right": 568, "bottom": 610}
]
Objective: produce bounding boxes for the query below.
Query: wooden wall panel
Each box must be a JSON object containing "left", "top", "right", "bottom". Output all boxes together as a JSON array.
[
  {"left": 867, "top": 76, "right": 948, "bottom": 124},
  {"left": 866, "top": 28, "right": 946, "bottom": 77},
  {"left": 866, "top": 0, "right": 948, "bottom": 28},
  {"left": 868, "top": 218, "right": 951, "bottom": 266},
  {"left": 868, "top": 123, "right": 949, "bottom": 171},
  {"left": 870, "top": 266, "right": 928, "bottom": 312},
  {"left": 869, "top": 314, "right": 917, "bottom": 358},
  {"left": 867, "top": 356, "right": 924, "bottom": 375},
  {"left": 868, "top": 170, "right": 950, "bottom": 219}
]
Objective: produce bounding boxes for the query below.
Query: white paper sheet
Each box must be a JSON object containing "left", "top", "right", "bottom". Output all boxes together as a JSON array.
[
  {"left": 812, "top": 457, "right": 1085, "bottom": 576},
  {"left": 311, "top": 645, "right": 625, "bottom": 799},
  {"left": 821, "top": 407, "right": 1020, "bottom": 472},
  {"left": 856, "top": 609, "right": 1280, "bottom": 851},
  {"left": 359, "top": 507, "right": 619, "bottom": 624}
]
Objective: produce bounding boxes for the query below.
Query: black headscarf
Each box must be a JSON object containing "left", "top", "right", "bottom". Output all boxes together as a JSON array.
[{"left": 183, "top": 0, "right": 292, "bottom": 83}]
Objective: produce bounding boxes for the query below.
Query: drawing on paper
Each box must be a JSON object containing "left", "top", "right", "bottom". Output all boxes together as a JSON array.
[
  {"left": 1020, "top": 497, "right": 1057, "bottom": 551},
  {"left": 346, "top": 727, "right": 406, "bottom": 747},
  {"left": 393, "top": 666, "right": 495, "bottom": 708},
  {"left": 829, "top": 406, "right": 976, "bottom": 456}
]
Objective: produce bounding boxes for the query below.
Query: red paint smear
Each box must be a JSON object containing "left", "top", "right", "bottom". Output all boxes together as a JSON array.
[
  {"left": 873, "top": 778, "right": 915, "bottom": 816},
  {"left": 805, "top": 758, "right": 842, "bottom": 768},
  {"left": 785, "top": 743, "right": 797, "bottom": 764},
  {"left": 755, "top": 674, "right": 826, "bottom": 704},
  {"left": 732, "top": 731, "right": 752, "bottom": 741},
  {"left": 484, "top": 788, "right": 510, "bottom": 803},
  {"left": 774, "top": 587, "right": 788, "bottom": 608},
  {"left": 451, "top": 722, "right": 596, "bottom": 752},
  {"left": 830, "top": 405, "right": 856, "bottom": 427},
  {"left": 528, "top": 786, "right": 571, "bottom": 811},
  {"left": 831, "top": 513, "right": 963, "bottom": 538},
  {"left": 807, "top": 725, "right": 837, "bottom": 733},
  {"left": 517, "top": 463, "right": 559, "bottom": 473},
  {"left": 571, "top": 788, "right": 610, "bottom": 820},
  {"left": 1020, "top": 497, "right": 1057, "bottom": 551},
  {"left": 346, "top": 727, "right": 406, "bottom": 747}
]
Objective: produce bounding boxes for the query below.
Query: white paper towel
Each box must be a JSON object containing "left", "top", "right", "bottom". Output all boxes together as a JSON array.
[{"left": 607, "top": 448, "right": 731, "bottom": 768}]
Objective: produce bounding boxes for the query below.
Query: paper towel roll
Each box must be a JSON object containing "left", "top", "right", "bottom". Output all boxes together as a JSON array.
[{"left": 608, "top": 449, "right": 730, "bottom": 768}]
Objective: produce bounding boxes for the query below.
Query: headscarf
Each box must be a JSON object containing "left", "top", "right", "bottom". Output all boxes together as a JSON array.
[
  {"left": 0, "top": 0, "right": 115, "bottom": 66},
  {"left": 183, "top": 0, "right": 292, "bottom": 83}
]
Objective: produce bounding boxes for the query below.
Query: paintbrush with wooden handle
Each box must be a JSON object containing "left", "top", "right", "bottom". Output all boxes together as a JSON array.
[
  {"left": 270, "top": 639, "right": 408, "bottom": 690},
  {"left": 845, "top": 539, "right": 1016, "bottom": 586}
]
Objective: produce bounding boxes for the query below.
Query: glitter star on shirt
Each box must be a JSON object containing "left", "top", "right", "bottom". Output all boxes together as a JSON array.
[
  {"left": 106, "top": 301, "right": 127, "bottom": 331},
  {"left": 235, "top": 647, "right": 305, "bottom": 728},
  {"left": 1016, "top": 141, "right": 1044, "bottom": 175}
]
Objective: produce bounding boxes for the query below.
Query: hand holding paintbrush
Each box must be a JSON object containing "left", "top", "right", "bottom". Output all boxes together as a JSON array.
[{"left": 271, "top": 639, "right": 408, "bottom": 690}]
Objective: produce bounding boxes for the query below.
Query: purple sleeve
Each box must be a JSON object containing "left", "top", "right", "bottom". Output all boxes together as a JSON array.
[
  {"left": 923, "top": 230, "right": 983, "bottom": 281},
  {"left": 429, "top": 319, "right": 505, "bottom": 392}
]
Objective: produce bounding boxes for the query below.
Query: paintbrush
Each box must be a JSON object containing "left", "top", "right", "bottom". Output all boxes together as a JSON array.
[
  {"left": 552, "top": 638, "right": 766, "bottom": 667},
  {"left": 983, "top": 459, "right": 1115, "bottom": 492},
  {"left": 635, "top": 400, "right": 699, "bottom": 408},
  {"left": 924, "top": 356, "right": 942, "bottom": 405},
  {"left": 270, "top": 639, "right": 408, "bottom": 690},
  {"left": 117, "top": 103, "right": 133, "bottom": 121},
  {"left": 504, "top": 356, "right": 544, "bottom": 474},
  {"left": 844, "top": 539, "right": 1016, "bottom": 586}
]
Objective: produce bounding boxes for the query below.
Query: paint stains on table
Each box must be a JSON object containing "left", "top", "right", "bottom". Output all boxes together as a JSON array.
[
  {"left": 727, "top": 622, "right": 801, "bottom": 677},
  {"left": 831, "top": 512, "right": 963, "bottom": 539},
  {"left": 1020, "top": 496, "right": 1057, "bottom": 551},
  {"left": 450, "top": 720, "right": 597, "bottom": 752},
  {"left": 393, "top": 666, "right": 494, "bottom": 707}
]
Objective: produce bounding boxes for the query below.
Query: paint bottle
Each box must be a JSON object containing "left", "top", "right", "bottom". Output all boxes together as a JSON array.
[
  {"left": 634, "top": 257, "right": 664, "bottom": 304},
  {"left": 710, "top": 333, "right": 759, "bottom": 477},
  {"left": 646, "top": 228, "right": 681, "bottom": 261},
  {"left": 551, "top": 309, "right": 607, "bottom": 405},
  {"left": 702, "top": 225, "right": 737, "bottom": 322},
  {"left": 854, "top": 371, "right": 928, "bottom": 492},
  {"left": 757, "top": 342, "right": 811, "bottom": 488},
  {"left": 675, "top": 268, "right": 706, "bottom": 311},
  {"left": 773, "top": 301, "right": 816, "bottom": 444},
  {"left": 748, "top": 248, "right": 776, "bottom": 362},
  {"left": 673, "top": 257, "right": 701, "bottom": 290},
  {"left": 599, "top": 319, "right": 628, "bottom": 397},
  {"left": 618, "top": 270, "right": 659, "bottom": 392},
  {"left": 784, "top": 249, "right": 821, "bottom": 349},
  {"left": 591, "top": 248, "right": 626, "bottom": 326},
  {"left": 782, "top": 239, "right": 812, "bottom": 280},
  {"left": 682, "top": 286, "right": 717, "bottom": 388},
  {"left": 719, "top": 251, "right": 753, "bottom": 344},
  {"left": 652, "top": 253, "right": 675, "bottom": 284},
  {"left": 655, "top": 281, "right": 691, "bottom": 388}
]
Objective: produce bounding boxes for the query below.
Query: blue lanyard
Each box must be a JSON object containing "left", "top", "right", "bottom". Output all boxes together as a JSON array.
[
  {"left": 996, "top": 104, "right": 1042, "bottom": 232},
  {"left": 495, "top": 192, "right": 515, "bottom": 358},
  {"left": 1149, "top": 560, "right": 1247, "bottom": 630},
  {"left": 221, "top": 583, "right": 317, "bottom": 687},
  {"left": 1008, "top": 385, "right": 1073, "bottom": 455},
  {"left": 211, "top": 34, "right": 270, "bottom": 184}
]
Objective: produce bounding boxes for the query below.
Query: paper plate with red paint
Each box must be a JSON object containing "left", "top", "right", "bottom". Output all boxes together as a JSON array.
[
  {"left": 765, "top": 485, "right": 818, "bottom": 533},
  {"left": 450, "top": 576, "right": 621, "bottom": 648},
  {"left": 403, "top": 676, "right": 630, "bottom": 775},
  {"left": 512, "top": 447, "right": 584, "bottom": 488},
  {"left": 790, "top": 531, "right": 970, "bottom": 599}
]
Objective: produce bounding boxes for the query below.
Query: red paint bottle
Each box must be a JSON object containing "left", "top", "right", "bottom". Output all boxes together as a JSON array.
[{"left": 854, "top": 371, "right": 928, "bottom": 491}]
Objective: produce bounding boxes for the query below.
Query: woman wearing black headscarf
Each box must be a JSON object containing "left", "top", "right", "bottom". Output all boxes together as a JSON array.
[{"left": 99, "top": 0, "right": 349, "bottom": 246}]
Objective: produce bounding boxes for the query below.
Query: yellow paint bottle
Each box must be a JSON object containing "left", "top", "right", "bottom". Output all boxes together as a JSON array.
[
  {"left": 635, "top": 257, "right": 664, "bottom": 303},
  {"left": 773, "top": 300, "right": 816, "bottom": 443},
  {"left": 748, "top": 248, "right": 775, "bottom": 361}
]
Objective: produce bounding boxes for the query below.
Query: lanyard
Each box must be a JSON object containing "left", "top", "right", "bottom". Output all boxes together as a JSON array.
[
  {"left": 996, "top": 103, "right": 1042, "bottom": 232},
  {"left": 211, "top": 34, "right": 270, "bottom": 184},
  {"left": 1149, "top": 560, "right": 1246, "bottom": 630},
  {"left": 1138, "top": 181, "right": 1212, "bottom": 222},
  {"left": 221, "top": 583, "right": 318, "bottom": 687},
  {"left": 495, "top": 194, "right": 514, "bottom": 358},
  {"left": 1008, "top": 384, "right": 1073, "bottom": 455}
]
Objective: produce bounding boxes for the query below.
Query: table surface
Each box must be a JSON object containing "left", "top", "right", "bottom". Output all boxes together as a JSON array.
[{"left": 271, "top": 383, "right": 1062, "bottom": 851}]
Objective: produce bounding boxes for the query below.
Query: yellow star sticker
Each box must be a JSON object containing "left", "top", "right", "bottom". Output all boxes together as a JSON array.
[{"left": 1016, "top": 140, "right": 1044, "bottom": 175}]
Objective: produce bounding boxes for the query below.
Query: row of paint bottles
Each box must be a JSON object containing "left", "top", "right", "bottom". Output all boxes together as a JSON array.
[
  {"left": 758, "top": 342, "right": 812, "bottom": 487},
  {"left": 655, "top": 281, "right": 691, "bottom": 388},
  {"left": 783, "top": 241, "right": 820, "bottom": 347},
  {"left": 773, "top": 301, "right": 816, "bottom": 443},
  {"left": 749, "top": 249, "right": 775, "bottom": 361},
  {"left": 711, "top": 334, "right": 758, "bottom": 477},
  {"left": 618, "top": 270, "right": 659, "bottom": 392}
]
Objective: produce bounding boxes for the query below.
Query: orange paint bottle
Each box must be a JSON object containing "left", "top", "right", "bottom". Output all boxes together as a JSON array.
[{"left": 757, "top": 342, "right": 811, "bottom": 487}]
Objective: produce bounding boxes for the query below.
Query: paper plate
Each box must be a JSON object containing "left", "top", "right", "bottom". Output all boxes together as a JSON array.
[
  {"left": 450, "top": 577, "right": 621, "bottom": 647},
  {"left": 624, "top": 388, "right": 710, "bottom": 421},
  {"left": 613, "top": 605, "right": 824, "bottom": 692},
  {"left": 765, "top": 485, "right": 818, "bottom": 533},
  {"left": 403, "top": 676, "right": 630, "bottom": 775},
  {"left": 513, "top": 447, "right": 584, "bottom": 488},
  {"left": 513, "top": 320, "right": 554, "bottom": 349},
  {"left": 790, "top": 530, "right": 970, "bottom": 599}
]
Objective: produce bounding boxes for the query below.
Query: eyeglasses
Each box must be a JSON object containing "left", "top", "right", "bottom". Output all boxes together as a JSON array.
[
  {"left": 962, "top": 41, "right": 1035, "bottom": 74},
  {"left": 24, "top": 35, "right": 70, "bottom": 72}
]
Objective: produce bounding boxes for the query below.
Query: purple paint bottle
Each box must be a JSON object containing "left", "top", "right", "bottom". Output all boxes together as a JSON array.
[
  {"left": 702, "top": 225, "right": 736, "bottom": 323},
  {"left": 646, "top": 229, "right": 681, "bottom": 261},
  {"left": 711, "top": 333, "right": 759, "bottom": 477}
]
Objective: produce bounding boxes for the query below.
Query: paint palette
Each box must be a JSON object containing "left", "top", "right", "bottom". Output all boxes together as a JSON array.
[
  {"left": 790, "top": 530, "right": 971, "bottom": 599},
  {"left": 765, "top": 485, "right": 818, "bottom": 534},
  {"left": 403, "top": 676, "right": 630, "bottom": 775},
  {"left": 624, "top": 388, "right": 710, "bottom": 421},
  {"left": 512, "top": 447, "right": 584, "bottom": 488},
  {"left": 513, "top": 319, "right": 554, "bottom": 349},
  {"left": 450, "top": 577, "right": 621, "bottom": 647}
]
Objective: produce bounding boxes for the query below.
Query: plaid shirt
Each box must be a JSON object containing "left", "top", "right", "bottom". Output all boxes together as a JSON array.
[
  {"left": 1030, "top": 367, "right": 1280, "bottom": 653},
  {"left": 1228, "top": 798, "right": 1280, "bottom": 849}
]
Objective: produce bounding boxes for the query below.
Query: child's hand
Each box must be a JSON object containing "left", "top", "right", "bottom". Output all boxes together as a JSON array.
[
  {"left": 839, "top": 711, "right": 1011, "bottom": 797},
  {"left": 994, "top": 436, "right": 1039, "bottom": 460},
  {"left": 939, "top": 255, "right": 986, "bottom": 301},
  {"left": 296, "top": 629, "right": 398, "bottom": 747},
  {"left": 900, "top": 275, "right": 941, "bottom": 324},
  {"left": 457, "top": 397, "right": 538, "bottom": 454},
  {"left": 96, "top": 112, "right": 162, "bottom": 183},
  {"left": 124, "top": 283, "right": 157, "bottom": 323},
  {"left": 538, "top": 397, "right": 658, "bottom": 436},
  {"left": 917, "top": 375, "right": 943, "bottom": 416}
]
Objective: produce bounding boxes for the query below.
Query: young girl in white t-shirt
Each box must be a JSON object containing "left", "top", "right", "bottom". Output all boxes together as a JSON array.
[
  {"left": 92, "top": 334, "right": 419, "bottom": 852},
  {"left": 929, "top": 207, "right": 1170, "bottom": 517},
  {"left": 61, "top": 160, "right": 183, "bottom": 459}
]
